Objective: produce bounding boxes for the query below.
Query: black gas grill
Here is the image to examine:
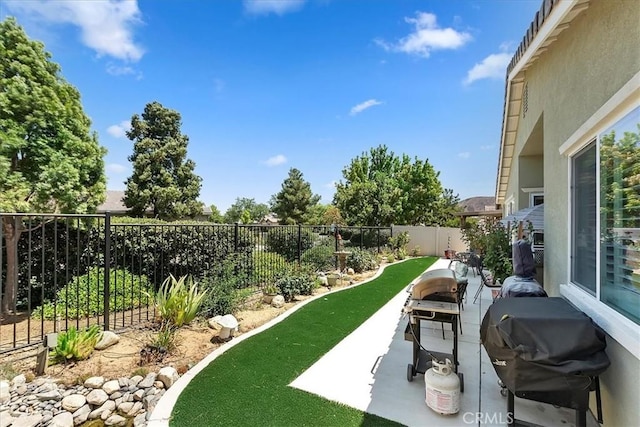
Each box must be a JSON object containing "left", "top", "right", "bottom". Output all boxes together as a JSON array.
[{"left": 481, "top": 297, "right": 610, "bottom": 426}]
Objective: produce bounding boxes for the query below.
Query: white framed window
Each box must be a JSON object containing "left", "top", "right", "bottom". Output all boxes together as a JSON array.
[
  {"left": 530, "top": 192, "right": 544, "bottom": 207},
  {"left": 567, "top": 106, "right": 639, "bottom": 326},
  {"left": 505, "top": 195, "right": 515, "bottom": 216}
]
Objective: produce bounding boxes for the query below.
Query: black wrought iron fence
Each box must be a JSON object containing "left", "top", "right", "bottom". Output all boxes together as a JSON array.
[{"left": 0, "top": 212, "right": 391, "bottom": 352}]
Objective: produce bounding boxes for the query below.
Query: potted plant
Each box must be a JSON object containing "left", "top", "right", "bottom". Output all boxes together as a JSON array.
[{"left": 263, "top": 284, "right": 278, "bottom": 304}]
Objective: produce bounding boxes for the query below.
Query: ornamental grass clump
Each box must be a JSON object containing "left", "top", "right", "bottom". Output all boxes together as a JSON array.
[
  {"left": 49, "top": 325, "right": 101, "bottom": 364},
  {"left": 153, "top": 274, "right": 208, "bottom": 327}
]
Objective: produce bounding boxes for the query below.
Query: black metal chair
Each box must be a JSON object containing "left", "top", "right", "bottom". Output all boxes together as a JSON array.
[
  {"left": 472, "top": 261, "right": 503, "bottom": 304},
  {"left": 467, "top": 253, "right": 482, "bottom": 277}
]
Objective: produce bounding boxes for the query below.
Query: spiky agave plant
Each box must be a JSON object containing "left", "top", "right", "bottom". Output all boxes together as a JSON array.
[
  {"left": 153, "top": 274, "right": 208, "bottom": 327},
  {"left": 49, "top": 325, "right": 101, "bottom": 364}
]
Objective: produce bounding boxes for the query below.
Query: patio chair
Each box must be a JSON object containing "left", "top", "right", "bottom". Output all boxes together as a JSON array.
[
  {"left": 472, "top": 262, "right": 503, "bottom": 304},
  {"left": 449, "top": 260, "right": 469, "bottom": 310},
  {"left": 467, "top": 253, "right": 482, "bottom": 277}
]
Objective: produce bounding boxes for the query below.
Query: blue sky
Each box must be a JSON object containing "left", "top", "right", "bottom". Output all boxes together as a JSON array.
[{"left": 1, "top": 0, "right": 541, "bottom": 213}]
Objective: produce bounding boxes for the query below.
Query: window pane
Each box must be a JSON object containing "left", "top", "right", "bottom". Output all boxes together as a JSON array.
[
  {"left": 599, "top": 106, "right": 640, "bottom": 324},
  {"left": 572, "top": 142, "right": 597, "bottom": 293}
]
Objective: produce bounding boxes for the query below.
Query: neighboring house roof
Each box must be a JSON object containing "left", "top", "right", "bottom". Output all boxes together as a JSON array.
[
  {"left": 456, "top": 196, "right": 501, "bottom": 223},
  {"left": 96, "top": 190, "right": 128, "bottom": 214},
  {"left": 458, "top": 196, "right": 498, "bottom": 213},
  {"left": 96, "top": 190, "right": 211, "bottom": 216},
  {"left": 496, "top": 0, "right": 591, "bottom": 204},
  {"left": 259, "top": 213, "right": 279, "bottom": 224}
]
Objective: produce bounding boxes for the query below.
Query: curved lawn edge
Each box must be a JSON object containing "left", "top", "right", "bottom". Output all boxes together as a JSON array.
[{"left": 148, "top": 257, "right": 435, "bottom": 427}]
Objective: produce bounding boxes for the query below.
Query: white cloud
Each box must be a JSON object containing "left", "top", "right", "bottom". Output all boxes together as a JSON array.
[
  {"left": 106, "top": 163, "right": 127, "bottom": 174},
  {"left": 324, "top": 180, "right": 337, "bottom": 189},
  {"left": 106, "top": 63, "right": 143, "bottom": 80},
  {"left": 464, "top": 52, "right": 512, "bottom": 85},
  {"left": 376, "top": 12, "right": 472, "bottom": 58},
  {"left": 5, "top": 0, "right": 144, "bottom": 61},
  {"left": 264, "top": 154, "right": 287, "bottom": 166},
  {"left": 243, "top": 0, "right": 305, "bottom": 15},
  {"left": 480, "top": 144, "right": 494, "bottom": 151},
  {"left": 350, "top": 99, "right": 383, "bottom": 116},
  {"left": 107, "top": 120, "right": 131, "bottom": 139},
  {"left": 458, "top": 152, "right": 471, "bottom": 159}
]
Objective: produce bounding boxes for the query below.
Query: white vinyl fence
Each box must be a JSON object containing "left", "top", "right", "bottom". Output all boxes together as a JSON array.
[{"left": 392, "top": 225, "right": 467, "bottom": 257}]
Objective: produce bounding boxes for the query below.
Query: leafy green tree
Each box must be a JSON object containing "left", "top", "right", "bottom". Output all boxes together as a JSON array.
[
  {"left": 208, "top": 204, "right": 224, "bottom": 223},
  {"left": 240, "top": 209, "right": 252, "bottom": 224},
  {"left": 322, "top": 205, "right": 344, "bottom": 226},
  {"left": 334, "top": 145, "right": 402, "bottom": 226},
  {"left": 435, "top": 188, "right": 462, "bottom": 227},
  {"left": 124, "top": 101, "right": 202, "bottom": 220},
  {"left": 223, "top": 198, "right": 269, "bottom": 223},
  {"left": 0, "top": 18, "right": 106, "bottom": 313},
  {"left": 270, "top": 168, "right": 320, "bottom": 225},
  {"left": 306, "top": 204, "right": 344, "bottom": 225},
  {"left": 334, "top": 145, "right": 456, "bottom": 226}
]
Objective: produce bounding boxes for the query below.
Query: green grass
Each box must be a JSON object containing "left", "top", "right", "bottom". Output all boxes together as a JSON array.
[{"left": 171, "top": 257, "right": 435, "bottom": 427}]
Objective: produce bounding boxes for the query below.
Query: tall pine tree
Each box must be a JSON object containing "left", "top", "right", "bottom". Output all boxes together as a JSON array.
[
  {"left": 271, "top": 168, "right": 320, "bottom": 225},
  {"left": 124, "top": 102, "right": 203, "bottom": 220}
]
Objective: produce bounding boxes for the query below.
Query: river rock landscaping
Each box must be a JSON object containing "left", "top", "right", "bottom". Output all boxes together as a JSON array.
[{"left": 0, "top": 368, "right": 179, "bottom": 427}]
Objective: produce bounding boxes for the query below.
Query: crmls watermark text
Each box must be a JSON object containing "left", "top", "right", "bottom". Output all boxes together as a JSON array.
[{"left": 463, "top": 412, "right": 514, "bottom": 424}]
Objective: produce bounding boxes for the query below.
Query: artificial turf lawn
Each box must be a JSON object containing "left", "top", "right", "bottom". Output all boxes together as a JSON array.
[{"left": 170, "top": 257, "right": 435, "bottom": 427}]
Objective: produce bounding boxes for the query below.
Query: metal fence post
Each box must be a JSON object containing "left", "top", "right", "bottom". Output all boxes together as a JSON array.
[
  {"left": 103, "top": 212, "right": 111, "bottom": 331},
  {"left": 297, "top": 224, "right": 302, "bottom": 265},
  {"left": 234, "top": 222, "right": 239, "bottom": 253}
]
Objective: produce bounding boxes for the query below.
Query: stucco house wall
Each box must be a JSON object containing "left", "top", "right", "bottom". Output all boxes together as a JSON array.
[{"left": 498, "top": 1, "right": 640, "bottom": 426}]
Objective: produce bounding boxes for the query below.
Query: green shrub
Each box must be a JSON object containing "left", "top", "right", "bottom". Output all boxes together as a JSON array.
[
  {"left": 410, "top": 246, "right": 421, "bottom": 256},
  {"left": 153, "top": 275, "right": 208, "bottom": 327},
  {"left": 345, "top": 248, "right": 378, "bottom": 273},
  {"left": 389, "top": 231, "right": 410, "bottom": 254},
  {"left": 265, "top": 228, "right": 315, "bottom": 262},
  {"left": 482, "top": 223, "right": 513, "bottom": 283},
  {"left": 107, "top": 222, "right": 255, "bottom": 287},
  {"left": 149, "top": 324, "right": 178, "bottom": 352},
  {"left": 301, "top": 245, "right": 336, "bottom": 272},
  {"left": 49, "top": 325, "right": 101, "bottom": 364},
  {"left": 251, "top": 251, "right": 288, "bottom": 286},
  {"left": 275, "top": 267, "right": 316, "bottom": 301},
  {"left": 34, "top": 268, "right": 152, "bottom": 320},
  {"left": 200, "top": 254, "right": 256, "bottom": 317},
  {"left": 344, "top": 228, "right": 391, "bottom": 250},
  {"left": 199, "top": 274, "right": 252, "bottom": 317}
]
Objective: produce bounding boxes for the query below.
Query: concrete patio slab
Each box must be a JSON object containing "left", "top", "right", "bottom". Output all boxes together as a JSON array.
[{"left": 290, "top": 258, "right": 599, "bottom": 427}]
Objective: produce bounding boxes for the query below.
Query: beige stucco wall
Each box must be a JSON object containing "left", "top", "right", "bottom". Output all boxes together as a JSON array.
[
  {"left": 517, "top": 155, "right": 543, "bottom": 210},
  {"left": 504, "top": 1, "right": 640, "bottom": 426}
]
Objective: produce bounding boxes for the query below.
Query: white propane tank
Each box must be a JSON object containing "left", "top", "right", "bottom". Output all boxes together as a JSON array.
[{"left": 425, "top": 359, "right": 460, "bottom": 415}]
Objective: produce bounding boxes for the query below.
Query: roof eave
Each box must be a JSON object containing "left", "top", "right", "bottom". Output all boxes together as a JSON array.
[{"left": 496, "top": 0, "right": 591, "bottom": 205}]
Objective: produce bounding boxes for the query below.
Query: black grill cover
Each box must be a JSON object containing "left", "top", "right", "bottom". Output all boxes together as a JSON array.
[
  {"left": 481, "top": 298, "right": 610, "bottom": 392},
  {"left": 499, "top": 276, "right": 547, "bottom": 298},
  {"left": 512, "top": 239, "right": 536, "bottom": 278}
]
